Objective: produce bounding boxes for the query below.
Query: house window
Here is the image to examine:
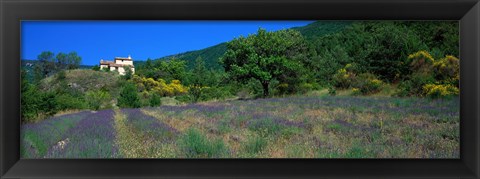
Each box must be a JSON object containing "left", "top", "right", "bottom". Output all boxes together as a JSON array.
[{"left": 115, "top": 67, "right": 118, "bottom": 70}]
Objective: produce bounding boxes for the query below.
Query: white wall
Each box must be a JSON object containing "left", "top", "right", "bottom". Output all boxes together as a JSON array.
[{"left": 115, "top": 59, "right": 133, "bottom": 66}]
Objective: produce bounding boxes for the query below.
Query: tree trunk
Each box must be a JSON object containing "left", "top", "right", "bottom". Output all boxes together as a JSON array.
[{"left": 262, "top": 81, "right": 269, "bottom": 98}]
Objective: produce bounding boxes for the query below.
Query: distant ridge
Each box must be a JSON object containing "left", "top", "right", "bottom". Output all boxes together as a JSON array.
[{"left": 153, "top": 21, "right": 352, "bottom": 70}]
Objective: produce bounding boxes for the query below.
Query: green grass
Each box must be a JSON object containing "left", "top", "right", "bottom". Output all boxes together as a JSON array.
[
  {"left": 244, "top": 136, "right": 268, "bottom": 155},
  {"left": 180, "top": 128, "right": 228, "bottom": 158}
]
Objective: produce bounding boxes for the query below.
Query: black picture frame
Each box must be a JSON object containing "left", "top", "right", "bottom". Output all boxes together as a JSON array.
[{"left": 1, "top": 0, "right": 479, "bottom": 178}]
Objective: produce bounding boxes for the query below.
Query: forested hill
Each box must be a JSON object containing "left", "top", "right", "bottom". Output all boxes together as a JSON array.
[
  {"left": 155, "top": 43, "right": 227, "bottom": 70},
  {"left": 152, "top": 21, "right": 351, "bottom": 70}
]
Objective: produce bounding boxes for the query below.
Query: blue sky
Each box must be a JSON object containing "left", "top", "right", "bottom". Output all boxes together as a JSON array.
[{"left": 21, "top": 21, "right": 314, "bottom": 65}]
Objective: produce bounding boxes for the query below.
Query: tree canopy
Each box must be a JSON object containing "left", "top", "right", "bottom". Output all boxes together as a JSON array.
[{"left": 220, "top": 28, "right": 311, "bottom": 97}]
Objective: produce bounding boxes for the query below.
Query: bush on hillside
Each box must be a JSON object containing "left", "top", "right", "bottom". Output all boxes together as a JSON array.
[
  {"left": 149, "top": 93, "right": 162, "bottom": 107},
  {"left": 434, "top": 55, "right": 460, "bottom": 86},
  {"left": 85, "top": 90, "right": 112, "bottom": 110},
  {"left": 354, "top": 73, "right": 383, "bottom": 95},
  {"left": 396, "top": 73, "right": 436, "bottom": 97},
  {"left": 333, "top": 64, "right": 356, "bottom": 89},
  {"left": 118, "top": 82, "right": 141, "bottom": 108},
  {"left": 423, "top": 84, "right": 459, "bottom": 99},
  {"left": 56, "top": 93, "right": 88, "bottom": 111}
]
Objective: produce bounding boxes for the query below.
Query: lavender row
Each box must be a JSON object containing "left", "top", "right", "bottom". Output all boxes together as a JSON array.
[{"left": 44, "top": 110, "right": 119, "bottom": 158}]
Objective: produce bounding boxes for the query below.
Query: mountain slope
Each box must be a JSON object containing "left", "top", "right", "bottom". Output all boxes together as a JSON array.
[
  {"left": 154, "top": 21, "right": 352, "bottom": 70},
  {"left": 157, "top": 43, "right": 227, "bottom": 70}
]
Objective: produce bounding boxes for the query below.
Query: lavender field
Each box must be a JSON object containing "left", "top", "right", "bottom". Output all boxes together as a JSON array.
[{"left": 21, "top": 95, "right": 459, "bottom": 158}]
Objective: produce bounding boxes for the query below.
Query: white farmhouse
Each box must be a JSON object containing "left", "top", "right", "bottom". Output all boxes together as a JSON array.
[{"left": 100, "top": 55, "right": 135, "bottom": 75}]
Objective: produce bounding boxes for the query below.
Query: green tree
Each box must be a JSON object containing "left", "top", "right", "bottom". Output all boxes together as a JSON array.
[
  {"left": 189, "top": 57, "right": 208, "bottom": 102},
  {"left": 33, "top": 51, "right": 56, "bottom": 82},
  {"left": 66, "top": 52, "right": 82, "bottom": 69},
  {"left": 220, "top": 28, "right": 310, "bottom": 97},
  {"left": 117, "top": 82, "right": 141, "bottom": 108},
  {"left": 21, "top": 69, "right": 41, "bottom": 122}
]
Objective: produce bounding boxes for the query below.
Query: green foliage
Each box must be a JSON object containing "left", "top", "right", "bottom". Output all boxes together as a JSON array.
[
  {"left": 355, "top": 73, "right": 383, "bottom": 95},
  {"left": 189, "top": 57, "right": 209, "bottom": 102},
  {"left": 180, "top": 128, "right": 228, "bottom": 158},
  {"left": 91, "top": 65, "right": 101, "bottom": 71},
  {"left": 333, "top": 64, "right": 357, "bottom": 89},
  {"left": 123, "top": 66, "right": 133, "bottom": 80},
  {"left": 137, "top": 58, "right": 188, "bottom": 83},
  {"left": 21, "top": 71, "right": 42, "bottom": 122},
  {"left": 221, "top": 28, "right": 311, "bottom": 97},
  {"left": 85, "top": 90, "right": 112, "bottom": 110},
  {"left": 118, "top": 82, "right": 141, "bottom": 108},
  {"left": 55, "top": 94, "right": 87, "bottom": 111},
  {"left": 397, "top": 73, "right": 436, "bottom": 97},
  {"left": 39, "top": 91, "right": 59, "bottom": 117},
  {"left": 328, "top": 86, "right": 337, "bottom": 96},
  {"left": 149, "top": 93, "right": 162, "bottom": 107},
  {"left": 244, "top": 136, "right": 267, "bottom": 155}
]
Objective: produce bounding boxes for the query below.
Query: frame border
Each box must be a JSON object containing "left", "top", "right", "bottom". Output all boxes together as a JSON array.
[{"left": 1, "top": 0, "right": 479, "bottom": 178}]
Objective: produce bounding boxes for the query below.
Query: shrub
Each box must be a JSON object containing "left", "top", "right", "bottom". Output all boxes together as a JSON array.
[
  {"left": 433, "top": 55, "right": 460, "bottom": 86},
  {"left": 236, "top": 89, "right": 251, "bottom": 100},
  {"left": 21, "top": 85, "right": 42, "bottom": 122},
  {"left": 202, "top": 86, "right": 232, "bottom": 101},
  {"left": 56, "top": 94, "right": 88, "bottom": 111},
  {"left": 118, "top": 82, "right": 141, "bottom": 108},
  {"left": 149, "top": 93, "right": 162, "bottom": 107},
  {"left": 408, "top": 50, "right": 435, "bottom": 73},
  {"left": 132, "top": 76, "right": 188, "bottom": 97},
  {"left": 423, "top": 84, "right": 459, "bottom": 98},
  {"left": 396, "top": 73, "right": 436, "bottom": 97},
  {"left": 276, "top": 83, "right": 289, "bottom": 95},
  {"left": 298, "top": 83, "right": 315, "bottom": 94},
  {"left": 333, "top": 67, "right": 356, "bottom": 89},
  {"left": 351, "top": 88, "right": 361, "bottom": 96},
  {"left": 354, "top": 73, "right": 383, "bottom": 95},
  {"left": 328, "top": 86, "right": 337, "bottom": 96},
  {"left": 85, "top": 90, "right": 111, "bottom": 110}
]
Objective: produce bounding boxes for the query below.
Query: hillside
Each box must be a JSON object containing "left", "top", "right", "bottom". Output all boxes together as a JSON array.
[
  {"left": 156, "top": 43, "right": 227, "bottom": 70},
  {"left": 153, "top": 21, "right": 351, "bottom": 70},
  {"left": 22, "top": 59, "right": 94, "bottom": 82},
  {"left": 39, "top": 69, "right": 121, "bottom": 94}
]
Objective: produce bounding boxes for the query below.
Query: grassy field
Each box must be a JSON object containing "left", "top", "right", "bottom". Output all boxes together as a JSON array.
[{"left": 21, "top": 94, "right": 459, "bottom": 158}]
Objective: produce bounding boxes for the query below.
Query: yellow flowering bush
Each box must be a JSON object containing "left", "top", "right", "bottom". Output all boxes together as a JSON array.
[
  {"left": 351, "top": 88, "right": 361, "bottom": 96},
  {"left": 333, "top": 66, "right": 356, "bottom": 89},
  {"left": 132, "top": 75, "right": 188, "bottom": 97},
  {"left": 354, "top": 73, "right": 383, "bottom": 95},
  {"left": 408, "top": 50, "right": 435, "bottom": 73},
  {"left": 423, "top": 84, "right": 459, "bottom": 98},
  {"left": 434, "top": 55, "right": 460, "bottom": 86}
]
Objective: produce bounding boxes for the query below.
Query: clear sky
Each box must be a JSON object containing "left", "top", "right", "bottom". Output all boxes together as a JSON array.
[{"left": 21, "top": 21, "right": 314, "bottom": 66}]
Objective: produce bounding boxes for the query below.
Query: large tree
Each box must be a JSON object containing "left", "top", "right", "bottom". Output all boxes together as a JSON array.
[{"left": 220, "top": 28, "right": 310, "bottom": 97}]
